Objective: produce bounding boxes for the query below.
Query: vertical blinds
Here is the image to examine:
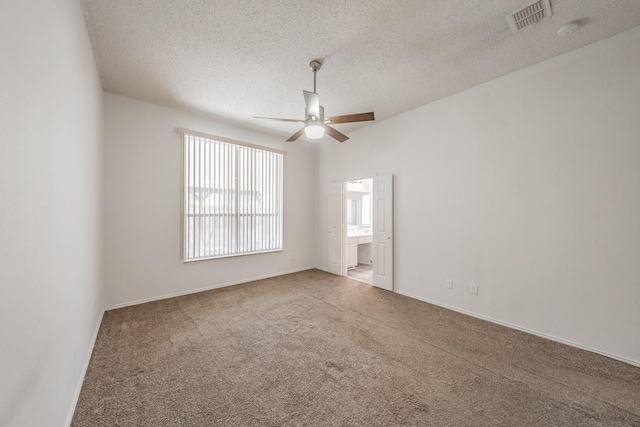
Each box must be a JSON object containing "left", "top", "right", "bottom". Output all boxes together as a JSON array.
[{"left": 183, "top": 133, "right": 283, "bottom": 261}]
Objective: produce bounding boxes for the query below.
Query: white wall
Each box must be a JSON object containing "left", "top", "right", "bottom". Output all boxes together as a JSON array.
[
  {"left": 316, "top": 26, "right": 640, "bottom": 365},
  {"left": 103, "top": 93, "right": 317, "bottom": 308},
  {"left": 0, "top": 1, "right": 104, "bottom": 426}
]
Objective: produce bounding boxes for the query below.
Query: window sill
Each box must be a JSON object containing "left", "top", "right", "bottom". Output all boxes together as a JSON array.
[{"left": 182, "top": 249, "right": 284, "bottom": 264}]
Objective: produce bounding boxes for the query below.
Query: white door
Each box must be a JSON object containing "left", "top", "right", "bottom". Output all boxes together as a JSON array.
[
  {"left": 328, "top": 181, "right": 344, "bottom": 275},
  {"left": 372, "top": 174, "right": 393, "bottom": 291}
]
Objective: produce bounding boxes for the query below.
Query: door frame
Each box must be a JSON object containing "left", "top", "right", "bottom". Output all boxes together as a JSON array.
[{"left": 330, "top": 174, "right": 393, "bottom": 290}]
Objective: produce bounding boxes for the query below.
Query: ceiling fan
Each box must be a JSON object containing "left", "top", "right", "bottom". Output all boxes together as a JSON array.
[{"left": 254, "top": 60, "right": 375, "bottom": 143}]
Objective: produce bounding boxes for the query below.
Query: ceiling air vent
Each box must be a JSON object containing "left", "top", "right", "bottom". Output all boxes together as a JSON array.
[{"left": 506, "top": 0, "right": 552, "bottom": 32}]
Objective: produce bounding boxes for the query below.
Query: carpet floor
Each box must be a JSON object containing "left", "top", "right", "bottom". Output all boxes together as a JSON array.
[{"left": 72, "top": 269, "right": 640, "bottom": 426}]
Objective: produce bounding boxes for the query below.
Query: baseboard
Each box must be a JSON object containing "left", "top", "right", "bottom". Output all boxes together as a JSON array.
[
  {"left": 314, "top": 266, "right": 332, "bottom": 274},
  {"left": 64, "top": 309, "right": 104, "bottom": 427},
  {"left": 394, "top": 289, "right": 640, "bottom": 368},
  {"left": 106, "top": 266, "right": 317, "bottom": 311}
]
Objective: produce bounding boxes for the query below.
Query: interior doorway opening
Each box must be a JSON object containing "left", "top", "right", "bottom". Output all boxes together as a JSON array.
[
  {"left": 328, "top": 174, "right": 393, "bottom": 291},
  {"left": 346, "top": 178, "right": 373, "bottom": 284}
]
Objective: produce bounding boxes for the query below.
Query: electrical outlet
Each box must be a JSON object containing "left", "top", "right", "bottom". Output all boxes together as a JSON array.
[
  {"left": 470, "top": 284, "right": 479, "bottom": 295},
  {"left": 446, "top": 279, "right": 454, "bottom": 289}
]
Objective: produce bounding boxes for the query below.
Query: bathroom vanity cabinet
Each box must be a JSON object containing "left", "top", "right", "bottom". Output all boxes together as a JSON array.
[{"left": 346, "top": 234, "right": 372, "bottom": 269}]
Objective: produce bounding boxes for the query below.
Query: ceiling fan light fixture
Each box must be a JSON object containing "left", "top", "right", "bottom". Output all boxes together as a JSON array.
[{"left": 304, "top": 123, "right": 325, "bottom": 139}]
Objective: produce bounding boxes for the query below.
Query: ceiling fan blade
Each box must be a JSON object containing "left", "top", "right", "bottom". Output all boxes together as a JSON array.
[
  {"left": 323, "top": 124, "right": 349, "bottom": 143},
  {"left": 286, "top": 127, "right": 305, "bottom": 142},
  {"left": 303, "top": 90, "right": 320, "bottom": 119},
  {"left": 254, "top": 116, "right": 305, "bottom": 123},
  {"left": 327, "top": 112, "right": 375, "bottom": 124}
]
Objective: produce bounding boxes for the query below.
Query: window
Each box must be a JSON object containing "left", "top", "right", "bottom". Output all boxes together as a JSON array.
[{"left": 181, "top": 130, "right": 284, "bottom": 261}]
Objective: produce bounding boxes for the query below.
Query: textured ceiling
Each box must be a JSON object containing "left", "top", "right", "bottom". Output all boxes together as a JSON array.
[{"left": 80, "top": 0, "right": 640, "bottom": 141}]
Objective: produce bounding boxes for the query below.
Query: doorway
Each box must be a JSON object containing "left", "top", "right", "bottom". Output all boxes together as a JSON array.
[
  {"left": 328, "top": 174, "right": 393, "bottom": 291},
  {"left": 346, "top": 179, "right": 373, "bottom": 284}
]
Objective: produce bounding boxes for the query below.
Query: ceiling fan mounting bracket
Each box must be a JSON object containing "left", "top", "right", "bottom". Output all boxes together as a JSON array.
[{"left": 309, "top": 60, "right": 322, "bottom": 72}]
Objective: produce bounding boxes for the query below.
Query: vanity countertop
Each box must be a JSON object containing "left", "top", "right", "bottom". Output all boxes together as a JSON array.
[{"left": 347, "top": 230, "right": 372, "bottom": 238}]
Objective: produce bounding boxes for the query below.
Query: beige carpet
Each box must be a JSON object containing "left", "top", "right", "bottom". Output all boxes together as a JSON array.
[{"left": 72, "top": 270, "right": 640, "bottom": 426}]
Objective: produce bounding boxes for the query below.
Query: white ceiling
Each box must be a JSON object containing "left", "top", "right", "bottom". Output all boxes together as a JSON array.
[{"left": 80, "top": 0, "right": 640, "bottom": 141}]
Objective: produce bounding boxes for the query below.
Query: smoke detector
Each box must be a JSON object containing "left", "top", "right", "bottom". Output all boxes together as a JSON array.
[
  {"left": 506, "top": 0, "right": 552, "bottom": 33},
  {"left": 557, "top": 21, "right": 580, "bottom": 37}
]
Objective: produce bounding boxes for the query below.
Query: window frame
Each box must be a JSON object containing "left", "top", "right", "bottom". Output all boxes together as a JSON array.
[{"left": 178, "top": 128, "right": 286, "bottom": 263}]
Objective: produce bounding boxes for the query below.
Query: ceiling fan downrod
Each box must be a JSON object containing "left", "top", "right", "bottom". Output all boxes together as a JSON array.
[{"left": 309, "top": 60, "right": 322, "bottom": 94}]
